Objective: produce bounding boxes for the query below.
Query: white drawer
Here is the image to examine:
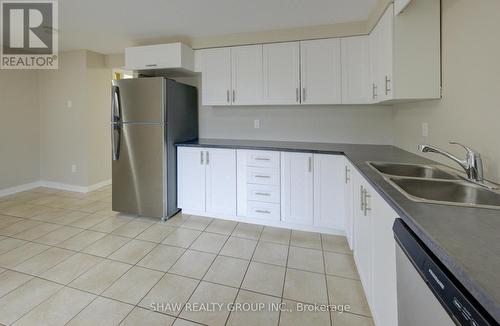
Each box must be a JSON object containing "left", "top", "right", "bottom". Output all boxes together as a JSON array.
[
  {"left": 247, "top": 201, "right": 281, "bottom": 221},
  {"left": 247, "top": 167, "right": 280, "bottom": 185},
  {"left": 246, "top": 150, "right": 280, "bottom": 169},
  {"left": 247, "top": 184, "right": 280, "bottom": 203}
]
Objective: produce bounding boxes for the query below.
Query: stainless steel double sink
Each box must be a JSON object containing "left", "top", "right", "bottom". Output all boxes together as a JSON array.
[{"left": 368, "top": 161, "right": 500, "bottom": 210}]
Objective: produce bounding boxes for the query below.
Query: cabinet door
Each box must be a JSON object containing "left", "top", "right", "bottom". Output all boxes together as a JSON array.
[
  {"left": 343, "top": 158, "right": 354, "bottom": 249},
  {"left": 353, "top": 174, "right": 373, "bottom": 306},
  {"left": 341, "top": 36, "right": 371, "bottom": 104},
  {"left": 281, "top": 152, "right": 313, "bottom": 225},
  {"left": 372, "top": 193, "right": 398, "bottom": 326},
  {"left": 231, "top": 45, "right": 263, "bottom": 105},
  {"left": 177, "top": 147, "right": 206, "bottom": 211},
  {"left": 313, "top": 154, "right": 345, "bottom": 229},
  {"left": 378, "top": 4, "right": 394, "bottom": 101},
  {"left": 300, "top": 39, "right": 341, "bottom": 104},
  {"left": 205, "top": 148, "right": 237, "bottom": 216},
  {"left": 263, "top": 42, "right": 300, "bottom": 105},
  {"left": 369, "top": 22, "right": 381, "bottom": 103},
  {"left": 200, "top": 48, "right": 232, "bottom": 106}
]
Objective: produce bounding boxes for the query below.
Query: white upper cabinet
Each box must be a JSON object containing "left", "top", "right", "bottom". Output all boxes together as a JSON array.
[
  {"left": 205, "top": 148, "right": 237, "bottom": 216},
  {"left": 263, "top": 42, "right": 300, "bottom": 105},
  {"left": 378, "top": 4, "right": 394, "bottom": 102},
  {"left": 125, "top": 43, "right": 194, "bottom": 71},
  {"left": 313, "top": 154, "right": 345, "bottom": 230},
  {"left": 281, "top": 152, "right": 314, "bottom": 225},
  {"left": 200, "top": 47, "right": 232, "bottom": 106},
  {"left": 231, "top": 45, "right": 263, "bottom": 105},
  {"left": 300, "top": 39, "right": 341, "bottom": 104},
  {"left": 341, "top": 36, "right": 371, "bottom": 104}
]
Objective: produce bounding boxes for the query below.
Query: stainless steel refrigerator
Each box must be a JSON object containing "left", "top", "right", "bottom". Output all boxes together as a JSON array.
[{"left": 111, "top": 77, "right": 198, "bottom": 220}]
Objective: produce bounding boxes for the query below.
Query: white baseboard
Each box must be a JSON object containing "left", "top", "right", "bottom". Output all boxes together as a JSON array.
[
  {"left": 181, "top": 209, "right": 346, "bottom": 236},
  {"left": 0, "top": 181, "right": 42, "bottom": 197},
  {"left": 0, "top": 179, "right": 112, "bottom": 197}
]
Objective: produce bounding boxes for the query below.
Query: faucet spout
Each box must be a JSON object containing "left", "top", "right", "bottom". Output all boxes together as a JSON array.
[{"left": 418, "top": 143, "right": 484, "bottom": 182}]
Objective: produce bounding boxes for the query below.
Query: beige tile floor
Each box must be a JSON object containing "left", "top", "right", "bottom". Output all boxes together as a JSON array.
[{"left": 0, "top": 186, "right": 373, "bottom": 326}]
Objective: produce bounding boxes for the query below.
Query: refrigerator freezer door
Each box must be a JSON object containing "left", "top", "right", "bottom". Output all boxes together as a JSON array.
[
  {"left": 112, "top": 77, "right": 165, "bottom": 123},
  {"left": 112, "top": 124, "right": 166, "bottom": 218}
]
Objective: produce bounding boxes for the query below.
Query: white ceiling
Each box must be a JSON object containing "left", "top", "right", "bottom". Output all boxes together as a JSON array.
[{"left": 58, "top": 0, "right": 379, "bottom": 54}]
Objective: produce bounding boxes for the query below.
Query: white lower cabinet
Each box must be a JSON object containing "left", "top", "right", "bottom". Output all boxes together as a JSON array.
[
  {"left": 352, "top": 166, "right": 398, "bottom": 326},
  {"left": 280, "top": 152, "right": 314, "bottom": 225},
  {"left": 344, "top": 157, "right": 355, "bottom": 249},
  {"left": 177, "top": 147, "right": 236, "bottom": 216},
  {"left": 313, "top": 154, "right": 345, "bottom": 229}
]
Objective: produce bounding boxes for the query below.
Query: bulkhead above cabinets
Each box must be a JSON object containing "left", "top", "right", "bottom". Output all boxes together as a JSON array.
[{"left": 195, "top": 0, "right": 441, "bottom": 107}]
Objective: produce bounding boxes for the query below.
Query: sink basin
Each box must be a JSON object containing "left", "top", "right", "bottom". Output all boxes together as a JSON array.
[
  {"left": 369, "top": 162, "right": 458, "bottom": 180},
  {"left": 389, "top": 177, "right": 500, "bottom": 209}
]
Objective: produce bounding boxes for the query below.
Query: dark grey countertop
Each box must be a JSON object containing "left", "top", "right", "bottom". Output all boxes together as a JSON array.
[{"left": 176, "top": 138, "right": 500, "bottom": 323}]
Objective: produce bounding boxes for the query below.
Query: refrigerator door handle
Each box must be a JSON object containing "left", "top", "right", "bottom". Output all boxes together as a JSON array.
[
  {"left": 111, "top": 124, "right": 121, "bottom": 160},
  {"left": 111, "top": 85, "right": 121, "bottom": 123}
]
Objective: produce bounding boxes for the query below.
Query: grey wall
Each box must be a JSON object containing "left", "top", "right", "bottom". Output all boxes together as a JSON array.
[{"left": 0, "top": 70, "right": 40, "bottom": 189}]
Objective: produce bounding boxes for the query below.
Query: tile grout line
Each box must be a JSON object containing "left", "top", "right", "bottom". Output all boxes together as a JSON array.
[
  {"left": 321, "top": 233, "right": 334, "bottom": 326},
  {"left": 223, "top": 224, "right": 265, "bottom": 326},
  {"left": 277, "top": 228, "right": 292, "bottom": 326}
]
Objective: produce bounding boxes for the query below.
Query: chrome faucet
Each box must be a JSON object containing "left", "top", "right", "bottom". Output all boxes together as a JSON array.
[{"left": 418, "top": 142, "right": 484, "bottom": 182}]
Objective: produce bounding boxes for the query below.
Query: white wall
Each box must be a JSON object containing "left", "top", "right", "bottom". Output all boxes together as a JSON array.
[
  {"left": 200, "top": 105, "right": 393, "bottom": 144},
  {"left": 393, "top": 0, "right": 500, "bottom": 182},
  {"left": 0, "top": 70, "right": 40, "bottom": 189}
]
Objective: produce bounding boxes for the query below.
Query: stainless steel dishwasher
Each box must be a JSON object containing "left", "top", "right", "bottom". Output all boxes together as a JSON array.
[{"left": 393, "top": 219, "right": 495, "bottom": 326}]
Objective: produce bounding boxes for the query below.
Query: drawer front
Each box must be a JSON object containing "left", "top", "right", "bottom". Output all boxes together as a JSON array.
[
  {"left": 247, "top": 167, "right": 280, "bottom": 185},
  {"left": 246, "top": 150, "right": 280, "bottom": 168},
  {"left": 247, "top": 201, "right": 281, "bottom": 221},
  {"left": 247, "top": 184, "right": 280, "bottom": 203}
]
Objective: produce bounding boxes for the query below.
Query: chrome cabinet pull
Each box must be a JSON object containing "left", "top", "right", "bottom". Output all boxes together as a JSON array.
[
  {"left": 226, "top": 90, "right": 230, "bottom": 103},
  {"left": 372, "top": 83, "right": 378, "bottom": 99},
  {"left": 385, "top": 76, "right": 391, "bottom": 95},
  {"left": 254, "top": 175, "right": 270, "bottom": 179},
  {"left": 302, "top": 88, "right": 306, "bottom": 102},
  {"left": 296, "top": 88, "right": 299, "bottom": 102},
  {"left": 200, "top": 151, "right": 204, "bottom": 165},
  {"left": 254, "top": 157, "right": 270, "bottom": 161},
  {"left": 255, "top": 192, "right": 271, "bottom": 196},
  {"left": 145, "top": 63, "right": 157, "bottom": 67},
  {"left": 206, "top": 151, "right": 209, "bottom": 165},
  {"left": 232, "top": 90, "right": 235, "bottom": 102},
  {"left": 364, "top": 190, "right": 371, "bottom": 216},
  {"left": 255, "top": 210, "right": 271, "bottom": 214},
  {"left": 345, "top": 166, "right": 351, "bottom": 184},
  {"left": 360, "top": 186, "right": 365, "bottom": 211}
]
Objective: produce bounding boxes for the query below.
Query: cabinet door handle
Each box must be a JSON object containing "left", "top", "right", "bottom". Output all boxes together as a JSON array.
[
  {"left": 308, "top": 157, "right": 312, "bottom": 173},
  {"left": 372, "top": 83, "right": 378, "bottom": 99},
  {"left": 232, "top": 90, "right": 236, "bottom": 102},
  {"left": 364, "top": 191, "right": 371, "bottom": 216},
  {"left": 206, "top": 151, "right": 209, "bottom": 165},
  {"left": 302, "top": 88, "right": 306, "bottom": 102},
  {"left": 255, "top": 210, "right": 271, "bottom": 214},
  {"left": 255, "top": 192, "right": 271, "bottom": 196},
  {"left": 254, "top": 157, "right": 270, "bottom": 161},
  {"left": 296, "top": 88, "right": 299, "bottom": 102},
  {"left": 254, "top": 175, "right": 270, "bottom": 179},
  {"left": 200, "top": 151, "right": 204, "bottom": 165},
  {"left": 345, "top": 166, "right": 351, "bottom": 184},
  {"left": 385, "top": 76, "right": 391, "bottom": 95},
  {"left": 360, "top": 186, "right": 365, "bottom": 211},
  {"left": 226, "top": 90, "right": 230, "bottom": 103},
  {"left": 145, "top": 64, "right": 157, "bottom": 67}
]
